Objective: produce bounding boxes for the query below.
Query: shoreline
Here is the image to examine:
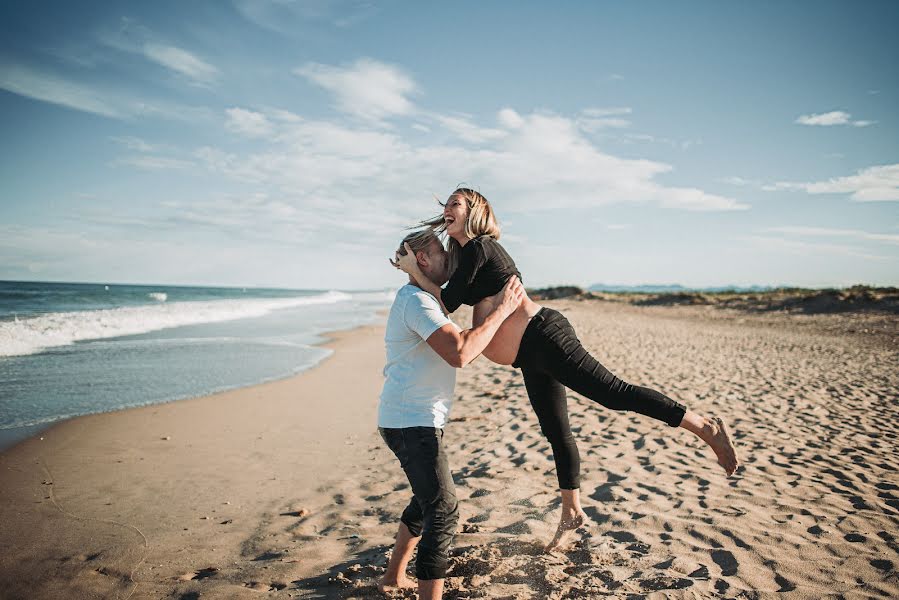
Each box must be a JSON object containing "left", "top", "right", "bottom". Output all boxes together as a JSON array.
[
  {"left": 0, "top": 347, "right": 336, "bottom": 454},
  {"left": 0, "top": 322, "right": 389, "bottom": 599},
  {"left": 0, "top": 311, "right": 388, "bottom": 454}
]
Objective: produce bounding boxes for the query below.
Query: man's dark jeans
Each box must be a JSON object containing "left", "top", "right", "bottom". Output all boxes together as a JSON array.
[{"left": 379, "top": 426, "right": 459, "bottom": 580}]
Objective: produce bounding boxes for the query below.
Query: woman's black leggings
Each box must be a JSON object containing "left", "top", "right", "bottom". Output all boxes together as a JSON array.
[{"left": 512, "top": 308, "right": 686, "bottom": 490}]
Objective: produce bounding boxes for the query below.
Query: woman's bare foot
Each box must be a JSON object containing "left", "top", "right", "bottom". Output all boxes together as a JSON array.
[
  {"left": 704, "top": 416, "right": 740, "bottom": 476},
  {"left": 679, "top": 411, "right": 740, "bottom": 477},
  {"left": 544, "top": 509, "right": 589, "bottom": 553},
  {"left": 378, "top": 574, "right": 416, "bottom": 594}
]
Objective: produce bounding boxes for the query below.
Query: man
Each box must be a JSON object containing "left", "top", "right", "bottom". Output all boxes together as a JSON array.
[{"left": 378, "top": 229, "right": 523, "bottom": 600}]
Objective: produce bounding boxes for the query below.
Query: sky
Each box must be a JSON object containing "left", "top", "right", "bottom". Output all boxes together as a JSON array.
[{"left": 1, "top": 1, "right": 897, "bottom": 290}]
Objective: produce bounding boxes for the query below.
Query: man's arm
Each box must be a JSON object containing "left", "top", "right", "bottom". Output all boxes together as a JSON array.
[{"left": 426, "top": 276, "right": 523, "bottom": 368}]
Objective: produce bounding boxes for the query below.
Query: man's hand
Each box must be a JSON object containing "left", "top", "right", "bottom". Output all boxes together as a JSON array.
[{"left": 493, "top": 276, "right": 524, "bottom": 318}]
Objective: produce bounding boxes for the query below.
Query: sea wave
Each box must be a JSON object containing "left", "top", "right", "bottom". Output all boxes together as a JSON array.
[{"left": 0, "top": 290, "right": 352, "bottom": 358}]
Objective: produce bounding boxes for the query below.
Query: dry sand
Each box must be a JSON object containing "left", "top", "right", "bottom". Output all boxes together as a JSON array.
[{"left": 1, "top": 301, "right": 897, "bottom": 599}]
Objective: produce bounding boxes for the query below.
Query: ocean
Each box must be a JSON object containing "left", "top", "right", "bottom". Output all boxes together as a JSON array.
[{"left": 0, "top": 280, "right": 394, "bottom": 451}]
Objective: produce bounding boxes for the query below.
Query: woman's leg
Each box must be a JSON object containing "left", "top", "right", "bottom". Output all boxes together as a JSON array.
[
  {"left": 520, "top": 365, "right": 588, "bottom": 551},
  {"left": 533, "top": 311, "right": 740, "bottom": 476},
  {"left": 521, "top": 365, "right": 580, "bottom": 490}
]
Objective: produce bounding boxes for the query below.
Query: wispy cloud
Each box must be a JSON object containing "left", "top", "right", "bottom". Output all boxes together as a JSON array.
[
  {"left": 0, "top": 61, "right": 124, "bottom": 118},
  {"left": 764, "top": 226, "right": 899, "bottom": 245},
  {"left": 98, "top": 18, "right": 218, "bottom": 86},
  {"left": 296, "top": 58, "right": 418, "bottom": 122},
  {"left": 765, "top": 164, "right": 899, "bottom": 202},
  {"left": 720, "top": 176, "right": 761, "bottom": 187},
  {"left": 225, "top": 107, "right": 274, "bottom": 138},
  {"left": 578, "top": 107, "right": 632, "bottom": 132},
  {"left": 743, "top": 235, "right": 888, "bottom": 261},
  {"left": 0, "top": 61, "right": 212, "bottom": 121},
  {"left": 114, "top": 155, "right": 195, "bottom": 170},
  {"left": 142, "top": 43, "right": 219, "bottom": 85},
  {"left": 109, "top": 136, "right": 160, "bottom": 152},
  {"left": 795, "top": 110, "right": 874, "bottom": 127},
  {"left": 234, "top": 0, "right": 381, "bottom": 33}
]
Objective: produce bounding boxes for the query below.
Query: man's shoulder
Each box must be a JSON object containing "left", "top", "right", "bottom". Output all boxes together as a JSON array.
[
  {"left": 396, "top": 283, "right": 439, "bottom": 306},
  {"left": 391, "top": 285, "right": 442, "bottom": 320}
]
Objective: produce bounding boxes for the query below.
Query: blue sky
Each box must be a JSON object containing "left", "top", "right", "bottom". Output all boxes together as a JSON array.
[{"left": 1, "top": 1, "right": 897, "bottom": 289}]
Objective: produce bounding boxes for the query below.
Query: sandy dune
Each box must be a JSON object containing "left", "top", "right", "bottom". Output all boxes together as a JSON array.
[{"left": 1, "top": 300, "right": 897, "bottom": 599}]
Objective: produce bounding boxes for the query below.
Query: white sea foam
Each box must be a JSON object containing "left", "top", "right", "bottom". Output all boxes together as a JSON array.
[
  {"left": 149, "top": 292, "right": 168, "bottom": 302},
  {"left": 0, "top": 290, "right": 353, "bottom": 358}
]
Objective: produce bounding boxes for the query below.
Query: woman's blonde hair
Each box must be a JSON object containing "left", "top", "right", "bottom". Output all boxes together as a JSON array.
[{"left": 416, "top": 187, "right": 501, "bottom": 276}]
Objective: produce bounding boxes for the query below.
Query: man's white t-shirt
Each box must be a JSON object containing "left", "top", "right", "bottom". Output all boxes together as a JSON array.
[{"left": 378, "top": 284, "right": 459, "bottom": 429}]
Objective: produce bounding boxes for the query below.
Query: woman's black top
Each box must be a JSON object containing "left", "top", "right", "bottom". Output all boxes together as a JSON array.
[{"left": 441, "top": 235, "right": 522, "bottom": 313}]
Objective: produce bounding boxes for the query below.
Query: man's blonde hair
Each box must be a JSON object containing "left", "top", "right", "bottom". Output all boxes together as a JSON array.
[
  {"left": 396, "top": 228, "right": 441, "bottom": 258},
  {"left": 417, "top": 187, "right": 500, "bottom": 276}
]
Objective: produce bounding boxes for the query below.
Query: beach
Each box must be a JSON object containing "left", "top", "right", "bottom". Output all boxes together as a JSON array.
[{"left": 1, "top": 300, "right": 897, "bottom": 599}]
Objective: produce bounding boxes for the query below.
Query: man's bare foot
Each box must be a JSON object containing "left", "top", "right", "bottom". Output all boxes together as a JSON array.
[
  {"left": 544, "top": 510, "right": 588, "bottom": 553},
  {"left": 378, "top": 575, "right": 416, "bottom": 594},
  {"left": 704, "top": 416, "right": 740, "bottom": 476}
]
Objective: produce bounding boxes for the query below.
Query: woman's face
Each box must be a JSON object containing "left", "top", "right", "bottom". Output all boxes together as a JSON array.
[{"left": 443, "top": 194, "right": 469, "bottom": 240}]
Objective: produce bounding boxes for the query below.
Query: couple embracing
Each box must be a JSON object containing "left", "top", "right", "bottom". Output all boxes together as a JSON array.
[{"left": 377, "top": 188, "right": 740, "bottom": 599}]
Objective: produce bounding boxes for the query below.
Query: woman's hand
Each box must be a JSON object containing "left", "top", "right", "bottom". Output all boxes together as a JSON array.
[{"left": 389, "top": 242, "right": 421, "bottom": 276}]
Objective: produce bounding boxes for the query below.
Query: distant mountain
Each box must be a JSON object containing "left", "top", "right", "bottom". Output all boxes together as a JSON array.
[{"left": 588, "top": 283, "right": 777, "bottom": 294}]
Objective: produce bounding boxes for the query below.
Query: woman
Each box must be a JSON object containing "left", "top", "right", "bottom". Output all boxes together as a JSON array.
[{"left": 395, "top": 188, "right": 740, "bottom": 552}]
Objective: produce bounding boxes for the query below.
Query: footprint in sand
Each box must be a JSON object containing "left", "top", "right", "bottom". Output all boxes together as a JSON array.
[
  {"left": 640, "top": 575, "right": 693, "bottom": 591},
  {"left": 177, "top": 567, "right": 219, "bottom": 581},
  {"left": 870, "top": 559, "right": 893, "bottom": 572},
  {"left": 710, "top": 549, "right": 738, "bottom": 577},
  {"left": 243, "top": 581, "right": 288, "bottom": 591},
  {"left": 774, "top": 573, "right": 797, "bottom": 592}
]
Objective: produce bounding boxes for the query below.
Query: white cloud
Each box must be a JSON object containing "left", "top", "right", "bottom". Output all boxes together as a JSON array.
[
  {"left": 296, "top": 58, "right": 418, "bottom": 122},
  {"left": 186, "top": 106, "right": 746, "bottom": 213},
  {"left": 796, "top": 110, "right": 851, "bottom": 126},
  {"left": 581, "top": 107, "right": 632, "bottom": 118},
  {"left": 96, "top": 19, "right": 218, "bottom": 86},
  {"left": 234, "top": 0, "right": 380, "bottom": 33},
  {"left": 115, "top": 155, "right": 195, "bottom": 170},
  {"left": 795, "top": 110, "right": 874, "bottom": 127},
  {"left": 766, "top": 164, "right": 899, "bottom": 202},
  {"left": 497, "top": 108, "right": 524, "bottom": 129},
  {"left": 0, "top": 61, "right": 212, "bottom": 122},
  {"left": 721, "top": 176, "right": 761, "bottom": 187},
  {"left": 577, "top": 107, "right": 632, "bottom": 132},
  {"left": 109, "top": 136, "right": 158, "bottom": 152},
  {"left": 225, "top": 107, "right": 274, "bottom": 138},
  {"left": 434, "top": 114, "right": 506, "bottom": 143},
  {"left": 0, "top": 62, "right": 124, "bottom": 118},
  {"left": 142, "top": 43, "right": 218, "bottom": 85},
  {"left": 743, "top": 235, "right": 888, "bottom": 261}
]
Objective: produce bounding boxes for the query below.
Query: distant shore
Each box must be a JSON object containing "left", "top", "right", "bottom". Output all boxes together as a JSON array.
[{"left": 530, "top": 284, "right": 899, "bottom": 315}]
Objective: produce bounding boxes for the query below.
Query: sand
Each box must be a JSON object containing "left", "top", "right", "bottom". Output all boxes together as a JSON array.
[{"left": 1, "top": 301, "right": 897, "bottom": 599}]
